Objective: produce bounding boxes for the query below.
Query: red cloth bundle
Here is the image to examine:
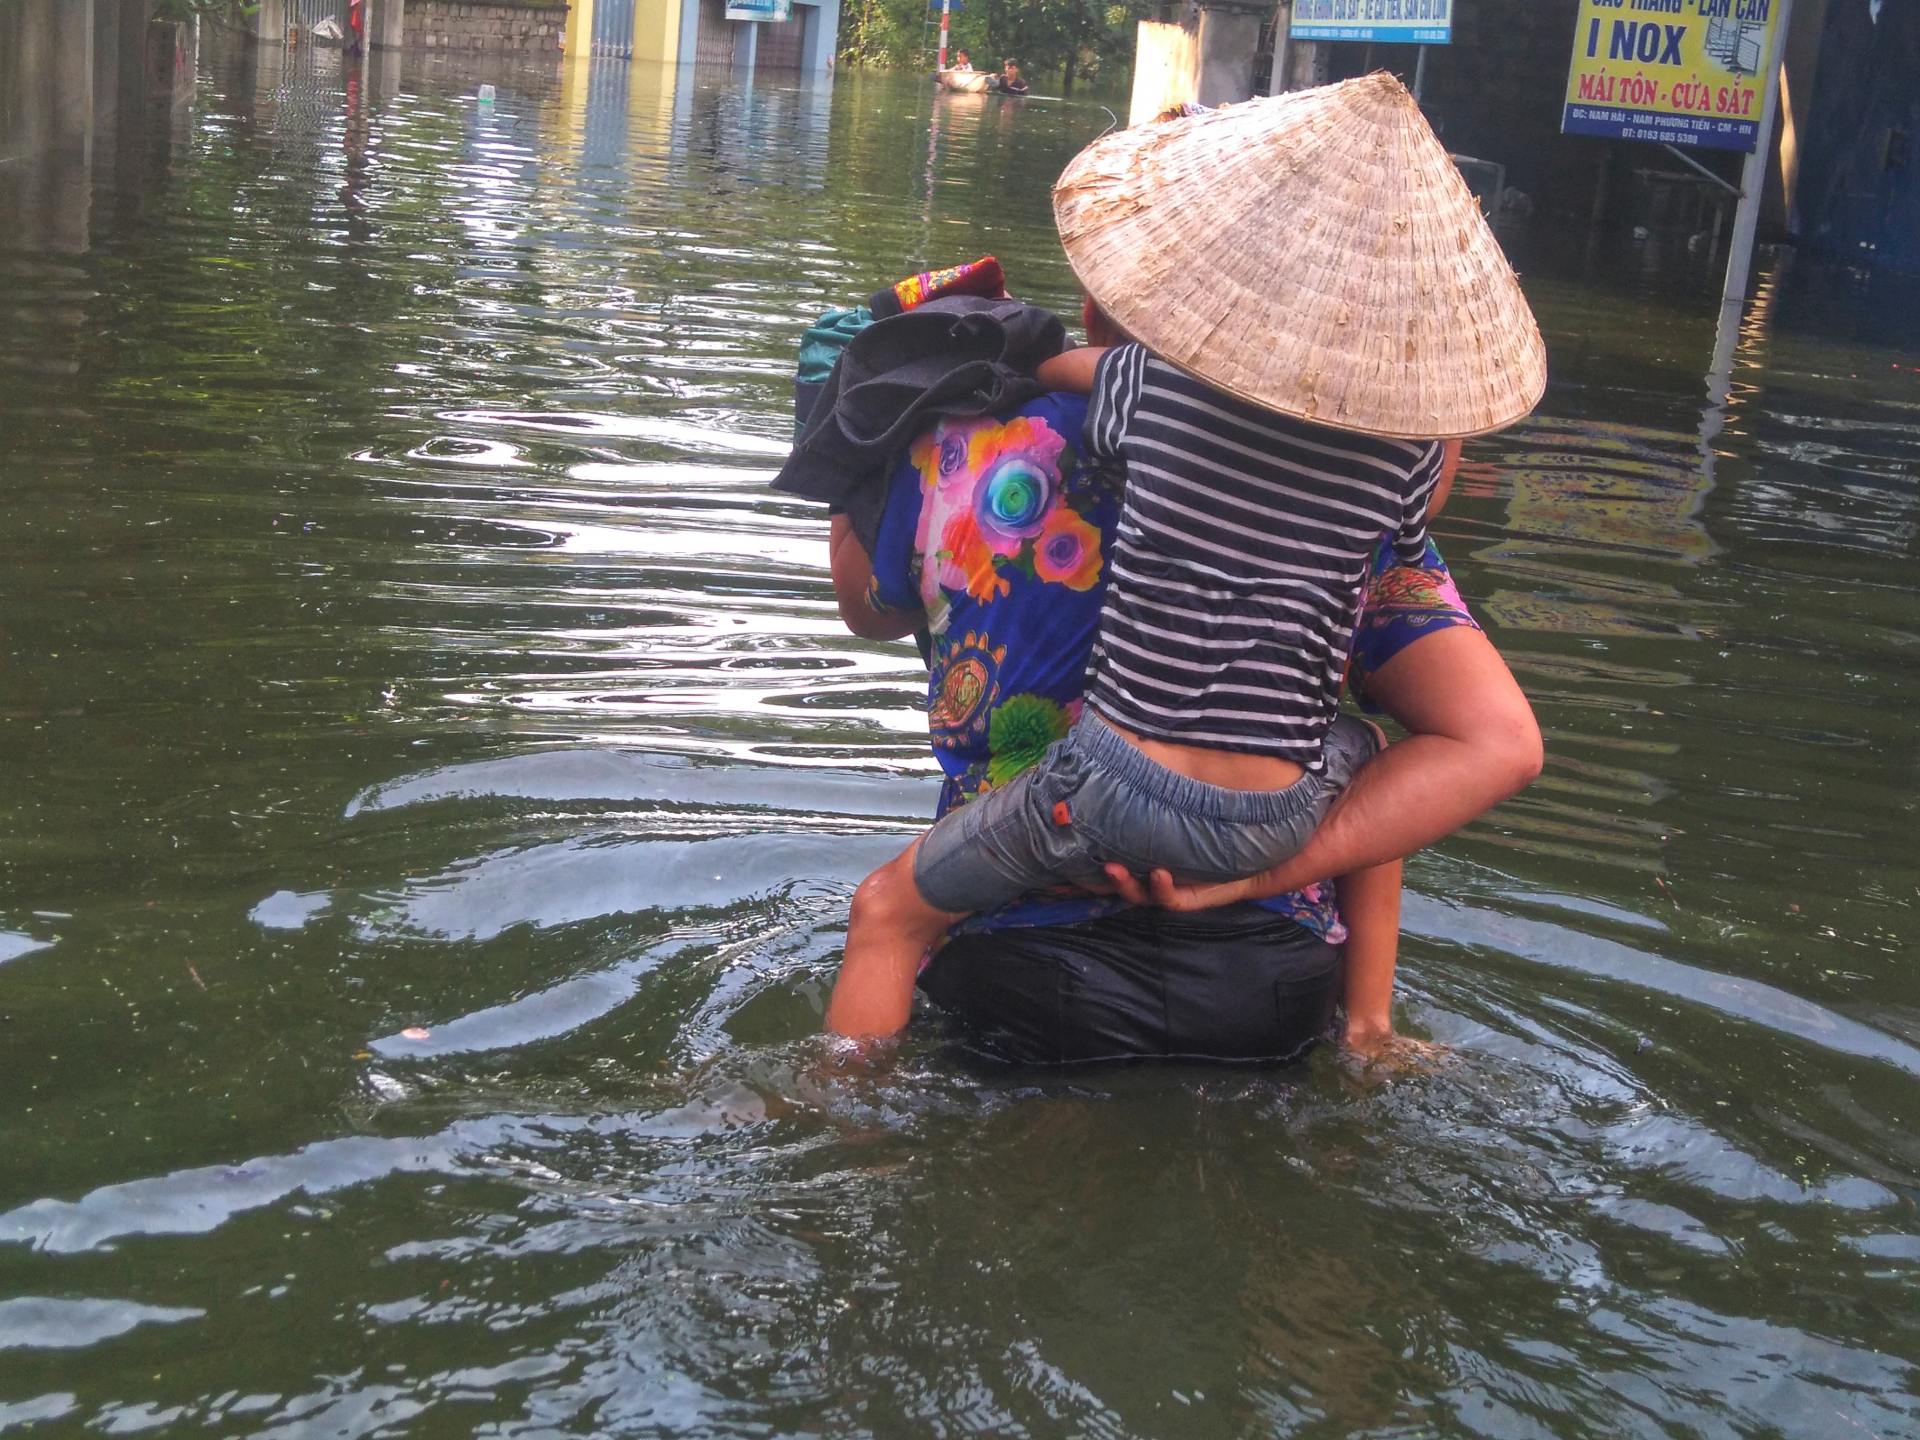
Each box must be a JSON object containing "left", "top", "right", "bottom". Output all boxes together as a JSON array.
[{"left": 869, "top": 257, "right": 1006, "bottom": 318}]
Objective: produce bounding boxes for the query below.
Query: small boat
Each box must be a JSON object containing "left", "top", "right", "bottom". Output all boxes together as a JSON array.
[{"left": 935, "top": 68, "right": 997, "bottom": 94}]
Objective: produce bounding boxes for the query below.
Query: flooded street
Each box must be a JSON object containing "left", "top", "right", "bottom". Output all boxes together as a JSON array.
[{"left": 3, "top": 41, "right": 1919, "bottom": 1437}]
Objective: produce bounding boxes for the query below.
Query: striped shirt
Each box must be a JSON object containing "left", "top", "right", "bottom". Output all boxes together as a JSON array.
[{"left": 1083, "top": 343, "right": 1443, "bottom": 766}]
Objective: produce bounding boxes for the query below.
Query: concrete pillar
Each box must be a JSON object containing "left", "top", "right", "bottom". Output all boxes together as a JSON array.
[
  {"left": 564, "top": 0, "right": 597, "bottom": 56},
  {"left": 797, "top": 0, "right": 838, "bottom": 73},
  {"left": 92, "top": 0, "right": 122, "bottom": 148},
  {"left": 366, "top": 0, "right": 405, "bottom": 48},
  {"left": 1195, "top": 1, "right": 1265, "bottom": 106},
  {"left": 733, "top": 15, "right": 757, "bottom": 70},
  {"left": 634, "top": 0, "right": 684, "bottom": 61},
  {"left": 53, "top": 0, "right": 97, "bottom": 162},
  {"left": 1265, "top": 0, "right": 1288, "bottom": 93},
  {"left": 107, "top": 0, "right": 148, "bottom": 197},
  {"left": 675, "top": 0, "right": 701, "bottom": 65},
  {"left": 251, "top": 0, "right": 289, "bottom": 43},
  {"left": 0, "top": 0, "right": 95, "bottom": 251},
  {"left": 88, "top": 0, "right": 148, "bottom": 200},
  {"left": 365, "top": 41, "right": 404, "bottom": 99},
  {"left": 1279, "top": 35, "right": 1326, "bottom": 90}
]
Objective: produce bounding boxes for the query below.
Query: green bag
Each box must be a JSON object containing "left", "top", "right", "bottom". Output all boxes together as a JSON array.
[{"left": 794, "top": 305, "right": 872, "bottom": 439}]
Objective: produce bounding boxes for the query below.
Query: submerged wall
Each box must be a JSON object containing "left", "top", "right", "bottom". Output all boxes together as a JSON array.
[{"left": 405, "top": 0, "right": 570, "bottom": 52}]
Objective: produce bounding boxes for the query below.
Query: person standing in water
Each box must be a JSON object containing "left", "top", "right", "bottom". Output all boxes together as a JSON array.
[
  {"left": 825, "top": 285, "right": 1535, "bottom": 1065},
  {"left": 826, "top": 75, "right": 1549, "bottom": 1038}
]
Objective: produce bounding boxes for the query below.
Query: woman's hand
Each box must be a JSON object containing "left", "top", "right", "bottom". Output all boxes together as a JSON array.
[{"left": 1099, "top": 862, "right": 1256, "bottom": 911}]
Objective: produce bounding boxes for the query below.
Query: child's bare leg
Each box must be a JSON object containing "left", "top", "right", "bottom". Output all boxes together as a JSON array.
[
  {"left": 826, "top": 837, "right": 968, "bottom": 1039},
  {"left": 1332, "top": 859, "right": 1402, "bottom": 1054}
]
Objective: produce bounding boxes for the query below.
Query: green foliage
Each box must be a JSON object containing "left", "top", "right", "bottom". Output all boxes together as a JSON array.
[
  {"left": 840, "top": 0, "right": 1154, "bottom": 92},
  {"left": 150, "top": 0, "right": 260, "bottom": 22}
]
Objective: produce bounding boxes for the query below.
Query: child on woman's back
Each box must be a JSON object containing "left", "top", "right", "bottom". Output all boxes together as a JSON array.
[{"left": 826, "top": 74, "right": 1548, "bottom": 1037}]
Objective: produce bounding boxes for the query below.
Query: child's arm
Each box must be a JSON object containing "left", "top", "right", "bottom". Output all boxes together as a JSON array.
[
  {"left": 1035, "top": 345, "right": 1107, "bottom": 395},
  {"left": 1333, "top": 859, "right": 1402, "bottom": 1053},
  {"left": 1431, "top": 439, "right": 1463, "bottom": 517},
  {"left": 830, "top": 513, "right": 924, "bottom": 641}
]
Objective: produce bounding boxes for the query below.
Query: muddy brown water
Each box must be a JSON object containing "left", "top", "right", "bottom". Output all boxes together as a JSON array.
[{"left": 1, "top": 42, "right": 1918, "bottom": 1439}]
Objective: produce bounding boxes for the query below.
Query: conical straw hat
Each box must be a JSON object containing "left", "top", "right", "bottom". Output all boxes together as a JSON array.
[{"left": 1052, "top": 72, "right": 1546, "bottom": 439}]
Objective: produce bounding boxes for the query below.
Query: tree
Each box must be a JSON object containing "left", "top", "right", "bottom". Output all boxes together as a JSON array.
[
  {"left": 151, "top": 0, "right": 260, "bottom": 21},
  {"left": 841, "top": 0, "right": 1156, "bottom": 92}
]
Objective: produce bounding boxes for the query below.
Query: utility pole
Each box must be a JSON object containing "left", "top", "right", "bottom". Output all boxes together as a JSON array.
[
  {"left": 938, "top": 0, "right": 949, "bottom": 68},
  {"left": 1714, "top": 0, "right": 1796, "bottom": 330}
]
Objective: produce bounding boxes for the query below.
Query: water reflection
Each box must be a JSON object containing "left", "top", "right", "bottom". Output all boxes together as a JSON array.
[{"left": 0, "top": 1298, "right": 205, "bottom": 1350}]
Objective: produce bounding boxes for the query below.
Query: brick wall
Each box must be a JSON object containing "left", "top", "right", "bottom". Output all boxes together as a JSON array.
[{"left": 404, "top": 1, "right": 568, "bottom": 53}]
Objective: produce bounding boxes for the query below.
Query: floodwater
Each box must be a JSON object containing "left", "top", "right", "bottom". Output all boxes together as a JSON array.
[{"left": 1, "top": 39, "right": 1918, "bottom": 1439}]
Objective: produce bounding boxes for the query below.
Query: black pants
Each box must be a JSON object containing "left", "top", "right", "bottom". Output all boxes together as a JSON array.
[{"left": 918, "top": 904, "right": 1343, "bottom": 1068}]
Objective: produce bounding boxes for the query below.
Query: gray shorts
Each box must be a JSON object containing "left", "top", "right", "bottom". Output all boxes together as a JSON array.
[{"left": 911, "top": 709, "right": 1381, "bottom": 915}]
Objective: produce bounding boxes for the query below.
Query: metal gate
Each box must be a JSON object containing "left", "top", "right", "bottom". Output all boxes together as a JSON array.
[
  {"left": 288, "top": 0, "right": 343, "bottom": 36},
  {"left": 592, "top": 0, "right": 637, "bottom": 57}
]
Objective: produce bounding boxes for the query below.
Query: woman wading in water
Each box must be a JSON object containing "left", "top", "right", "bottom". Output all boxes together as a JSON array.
[
  {"left": 816, "top": 293, "right": 1539, "bottom": 1064},
  {"left": 822, "top": 77, "right": 1546, "bottom": 1056}
]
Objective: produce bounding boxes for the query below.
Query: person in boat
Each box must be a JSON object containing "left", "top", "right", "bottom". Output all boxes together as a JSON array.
[
  {"left": 951, "top": 49, "right": 973, "bottom": 70},
  {"left": 815, "top": 279, "right": 1539, "bottom": 1064},
  {"left": 829, "top": 77, "right": 1546, "bottom": 1043},
  {"left": 998, "top": 60, "right": 1029, "bottom": 95}
]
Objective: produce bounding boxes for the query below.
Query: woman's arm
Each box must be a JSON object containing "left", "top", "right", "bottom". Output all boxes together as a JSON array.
[
  {"left": 830, "top": 513, "right": 924, "bottom": 641},
  {"left": 1431, "top": 439, "right": 1462, "bottom": 517}
]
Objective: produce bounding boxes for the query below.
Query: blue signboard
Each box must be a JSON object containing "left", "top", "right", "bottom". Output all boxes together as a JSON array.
[
  {"left": 725, "top": 0, "right": 791, "bottom": 19},
  {"left": 1291, "top": 0, "right": 1450, "bottom": 44}
]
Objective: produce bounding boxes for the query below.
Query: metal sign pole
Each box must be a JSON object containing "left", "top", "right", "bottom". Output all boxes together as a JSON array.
[
  {"left": 1700, "top": 0, "right": 1795, "bottom": 521},
  {"left": 1413, "top": 42, "right": 1427, "bottom": 100},
  {"left": 938, "top": 0, "right": 950, "bottom": 69},
  {"left": 1714, "top": 0, "right": 1796, "bottom": 326}
]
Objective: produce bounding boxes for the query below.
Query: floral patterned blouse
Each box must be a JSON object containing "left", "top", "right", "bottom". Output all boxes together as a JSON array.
[{"left": 867, "top": 395, "right": 1479, "bottom": 945}]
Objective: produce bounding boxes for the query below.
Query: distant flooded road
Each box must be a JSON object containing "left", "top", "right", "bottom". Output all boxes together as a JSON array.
[{"left": 2, "top": 40, "right": 1919, "bottom": 1438}]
